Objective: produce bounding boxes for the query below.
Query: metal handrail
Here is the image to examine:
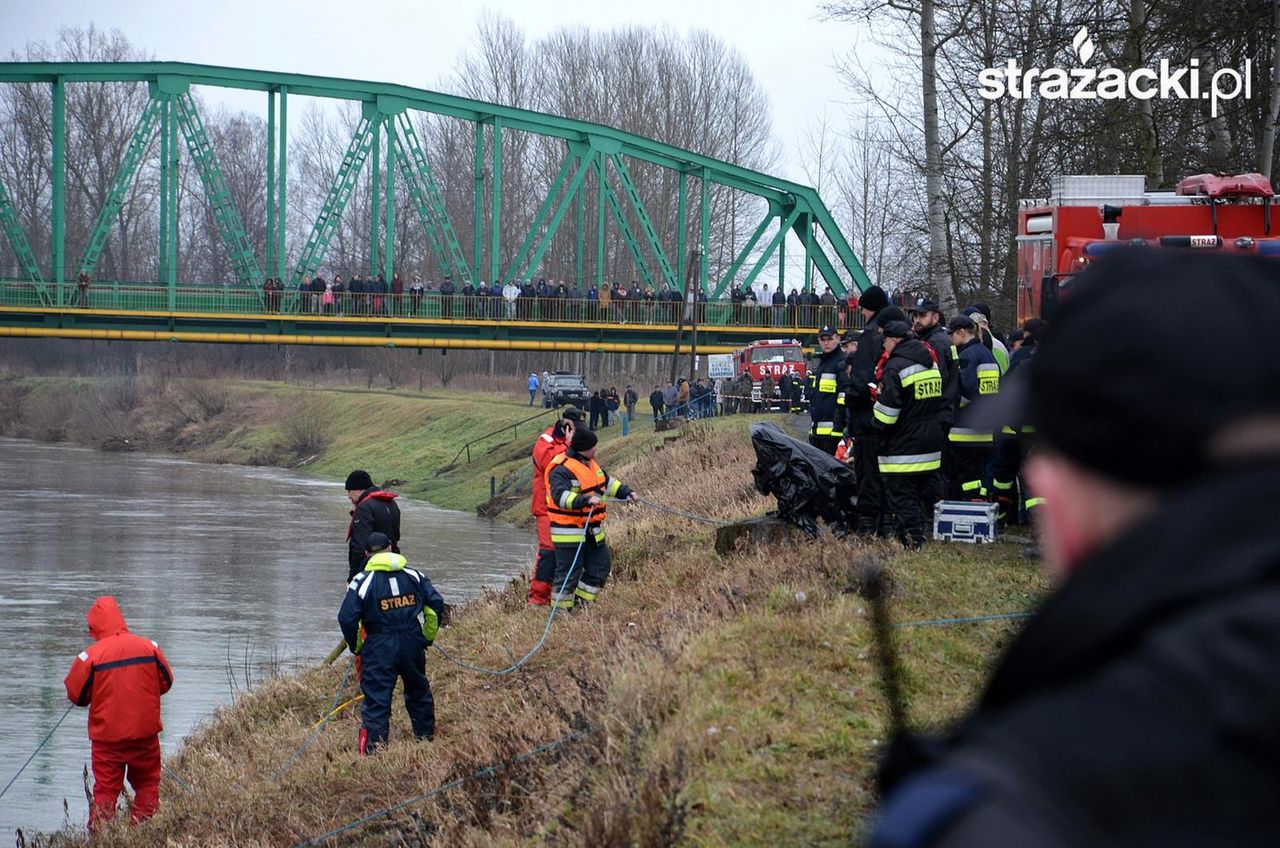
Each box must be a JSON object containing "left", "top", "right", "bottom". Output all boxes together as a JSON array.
[
  {"left": 0, "top": 280, "right": 859, "bottom": 332},
  {"left": 443, "top": 406, "right": 560, "bottom": 469}
]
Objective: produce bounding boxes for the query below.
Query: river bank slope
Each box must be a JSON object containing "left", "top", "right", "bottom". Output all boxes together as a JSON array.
[{"left": 4, "top": 375, "right": 1047, "bottom": 846}]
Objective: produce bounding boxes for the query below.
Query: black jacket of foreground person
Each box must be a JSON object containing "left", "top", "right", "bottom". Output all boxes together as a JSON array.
[
  {"left": 871, "top": 250, "right": 1280, "bottom": 848},
  {"left": 874, "top": 468, "right": 1280, "bottom": 847}
]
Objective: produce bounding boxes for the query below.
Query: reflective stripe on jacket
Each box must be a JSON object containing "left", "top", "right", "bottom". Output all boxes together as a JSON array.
[
  {"left": 872, "top": 339, "right": 946, "bottom": 474},
  {"left": 64, "top": 597, "right": 172, "bottom": 742},
  {"left": 545, "top": 451, "right": 630, "bottom": 544}
]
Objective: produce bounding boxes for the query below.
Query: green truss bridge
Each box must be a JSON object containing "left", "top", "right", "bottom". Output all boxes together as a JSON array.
[{"left": 0, "top": 62, "right": 871, "bottom": 353}]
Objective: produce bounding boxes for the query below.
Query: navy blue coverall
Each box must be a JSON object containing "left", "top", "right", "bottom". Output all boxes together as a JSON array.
[{"left": 338, "top": 551, "right": 446, "bottom": 753}]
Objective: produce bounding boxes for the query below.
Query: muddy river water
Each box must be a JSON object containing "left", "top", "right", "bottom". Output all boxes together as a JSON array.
[{"left": 0, "top": 438, "right": 533, "bottom": 838}]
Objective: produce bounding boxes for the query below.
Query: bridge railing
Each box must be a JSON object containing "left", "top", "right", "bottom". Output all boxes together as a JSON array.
[{"left": 0, "top": 280, "right": 868, "bottom": 333}]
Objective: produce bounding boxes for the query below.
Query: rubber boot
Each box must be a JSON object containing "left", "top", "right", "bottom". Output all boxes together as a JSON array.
[
  {"left": 857, "top": 513, "right": 879, "bottom": 538},
  {"left": 877, "top": 513, "right": 894, "bottom": 539},
  {"left": 527, "top": 579, "right": 552, "bottom": 606}
]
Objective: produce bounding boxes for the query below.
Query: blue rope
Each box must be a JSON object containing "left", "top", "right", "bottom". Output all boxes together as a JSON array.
[
  {"left": 0, "top": 704, "right": 75, "bottom": 800},
  {"left": 289, "top": 730, "right": 588, "bottom": 848},
  {"left": 628, "top": 496, "right": 729, "bottom": 526},
  {"left": 162, "top": 764, "right": 196, "bottom": 795},
  {"left": 431, "top": 506, "right": 596, "bottom": 677},
  {"left": 895, "top": 612, "right": 1033, "bottom": 628},
  {"left": 270, "top": 657, "right": 356, "bottom": 781}
]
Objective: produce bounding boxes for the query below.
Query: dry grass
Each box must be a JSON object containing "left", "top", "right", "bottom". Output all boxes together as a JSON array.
[{"left": 38, "top": 419, "right": 1047, "bottom": 847}]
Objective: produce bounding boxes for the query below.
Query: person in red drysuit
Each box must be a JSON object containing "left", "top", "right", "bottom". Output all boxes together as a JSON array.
[
  {"left": 64, "top": 596, "right": 173, "bottom": 834},
  {"left": 528, "top": 406, "right": 584, "bottom": 604}
]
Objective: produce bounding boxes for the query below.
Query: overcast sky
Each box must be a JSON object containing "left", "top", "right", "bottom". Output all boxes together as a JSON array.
[{"left": 0, "top": 0, "right": 879, "bottom": 184}]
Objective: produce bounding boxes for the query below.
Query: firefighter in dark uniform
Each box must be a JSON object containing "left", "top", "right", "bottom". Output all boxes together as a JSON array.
[
  {"left": 545, "top": 428, "right": 636, "bottom": 610},
  {"left": 871, "top": 251, "right": 1280, "bottom": 848},
  {"left": 945, "top": 316, "right": 1000, "bottom": 500},
  {"left": 992, "top": 319, "right": 1044, "bottom": 527},
  {"left": 844, "top": 285, "right": 897, "bottom": 536},
  {"left": 808, "top": 324, "right": 846, "bottom": 454},
  {"left": 338, "top": 532, "right": 445, "bottom": 755},
  {"left": 345, "top": 469, "right": 401, "bottom": 581},
  {"left": 909, "top": 299, "right": 960, "bottom": 514},
  {"left": 871, "top": 320, "right": 945, "bottom": 548}
]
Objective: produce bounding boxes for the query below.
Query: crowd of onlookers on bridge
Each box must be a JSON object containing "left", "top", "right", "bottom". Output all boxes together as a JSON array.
[
  {"left": 54, "top": 271, "right": 926, "bottom": 330},
  {"left": 257, "top": 273, "right": 926, "bottom": 328}
]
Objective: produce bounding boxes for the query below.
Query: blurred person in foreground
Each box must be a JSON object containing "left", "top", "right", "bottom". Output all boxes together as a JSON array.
[{"left": 871, "top": 250, "right": 1280, "bottom": 847}]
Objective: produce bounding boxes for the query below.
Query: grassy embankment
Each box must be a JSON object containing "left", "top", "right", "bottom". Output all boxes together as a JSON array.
[{"left": 4, "top": 376, "right": 1049, "bottom": 846}]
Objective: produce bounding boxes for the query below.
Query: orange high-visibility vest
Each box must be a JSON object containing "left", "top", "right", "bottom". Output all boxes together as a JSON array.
[{"left": 545, "top": 453, "right": 608, "bottom": 529}]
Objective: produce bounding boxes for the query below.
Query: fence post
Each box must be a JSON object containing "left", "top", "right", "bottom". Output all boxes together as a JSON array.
[
  {"left": 490, "top": 476, "right": 496, "bottom": 501},
  {"left": 466, "top": 444, "right": 471, "bottom": 464}
]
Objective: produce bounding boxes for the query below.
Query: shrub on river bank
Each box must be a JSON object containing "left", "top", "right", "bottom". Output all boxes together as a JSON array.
[{"left": 53, "top": 421, "right": 1046, "bottom": 847}]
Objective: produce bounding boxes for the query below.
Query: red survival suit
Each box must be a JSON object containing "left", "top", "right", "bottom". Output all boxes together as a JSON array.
[
  {"left": 64, "top": 596, "right": 173, "bottom": 833},
  {"left": 529, "top": 424, "right": 570, "bottom": 604}
]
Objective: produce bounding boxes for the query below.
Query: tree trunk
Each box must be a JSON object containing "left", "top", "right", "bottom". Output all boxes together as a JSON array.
[
  {"left": 1260, "top": 0, "right": 1280, "bottom": 180},
  {"left": 1127, "top": 0, "right": 1164, "bottom": 187},
  {"left": 921, "top": 0, "right": 958, "bottom": 313}
]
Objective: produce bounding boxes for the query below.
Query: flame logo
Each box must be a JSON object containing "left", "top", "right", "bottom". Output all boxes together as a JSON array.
[{"left": 1072, "top": 26, "right": 1095, "bottom": 64}]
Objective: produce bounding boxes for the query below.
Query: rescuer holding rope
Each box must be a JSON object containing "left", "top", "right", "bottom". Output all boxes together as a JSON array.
[
  {"left": 545, "top": 427, "right": 637, "bottom": 610},
  {"left": 64, "top": 596, "right": 173, "bottom": 834},
  {"left": 528, "top": 407, "right": 584, "bottom": 606},
  {"left": 339, "top": 532, "right": 445, "bottom": 756}
]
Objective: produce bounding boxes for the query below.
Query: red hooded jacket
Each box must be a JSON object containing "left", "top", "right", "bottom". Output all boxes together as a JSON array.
[
  {"left": 531, "top": 425, "right": 569, "bottom": 517},
  {"left": 64, "top": 596, "right": 173, "bottom": 742}
]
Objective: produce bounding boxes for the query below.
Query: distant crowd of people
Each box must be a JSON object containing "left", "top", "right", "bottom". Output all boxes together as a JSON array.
[{"left": 253, "top": 273, "right": 926, "bottom": 328}]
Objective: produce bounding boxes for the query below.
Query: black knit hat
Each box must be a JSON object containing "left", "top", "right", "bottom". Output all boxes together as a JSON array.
[
  {"left": 344, "top": 470, "right": 374, "bottom": 491},
  {"left": 880, "top": 306, "right": 907, "bottom": 325},
  {"left": 365, "top": 532, "right": 391, "bottom": 553},
  {"left": 989, "top": 250, "right": 1280, "bottom": 489},
  {"left": 562, "top": 406, "right": 585, "bottom": 422},
  {"left": 859, "top": 285, "right": 889, "bottom": 313},
  {"left": 881, "top": 320, "right": 911, "bottom": 339},
  {"left": 570, "top": 427, "right": 598, "bottom": 453}
]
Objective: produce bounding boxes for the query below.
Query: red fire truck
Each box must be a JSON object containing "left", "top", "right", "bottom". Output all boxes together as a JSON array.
[
  {"left": 1017, "top": 173, "right": 1276, "bottom": 323},
  {"left": 734, "top": 338, "right": 807, "bottom": 405}
]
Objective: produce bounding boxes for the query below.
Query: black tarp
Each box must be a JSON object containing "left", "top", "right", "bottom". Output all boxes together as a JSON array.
[{"left": 749, "top": 422, "right": 858, "bottom": 537}]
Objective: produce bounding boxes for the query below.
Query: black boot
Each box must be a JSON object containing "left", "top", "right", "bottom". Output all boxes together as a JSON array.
[{"left": 857, "top": 513, "right": 879, "bottom": 538}]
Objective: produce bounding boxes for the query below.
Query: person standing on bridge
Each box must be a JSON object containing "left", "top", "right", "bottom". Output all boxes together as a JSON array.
[
  {"left": 529, "top": 407, "right": 583, "bottom": 605},
  {"left": 64, "top": 596, "right": 173, "bottom": 834},
  {"left": 339, "top": 533, "right": 445, "bottom": 755},
  {"left": 440, "top": 277, "right": 455, "bottom": 318},
  {"left": 346, "top": 470, "right": 401, "bottom": 582},
  {"left": 545, "top": 427, "right": 637, "bottom": 610}
]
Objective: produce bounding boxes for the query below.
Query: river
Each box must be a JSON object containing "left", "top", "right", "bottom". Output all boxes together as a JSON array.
[{"left": 0, "top": 438, "right": 533, "bottom": 839}]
